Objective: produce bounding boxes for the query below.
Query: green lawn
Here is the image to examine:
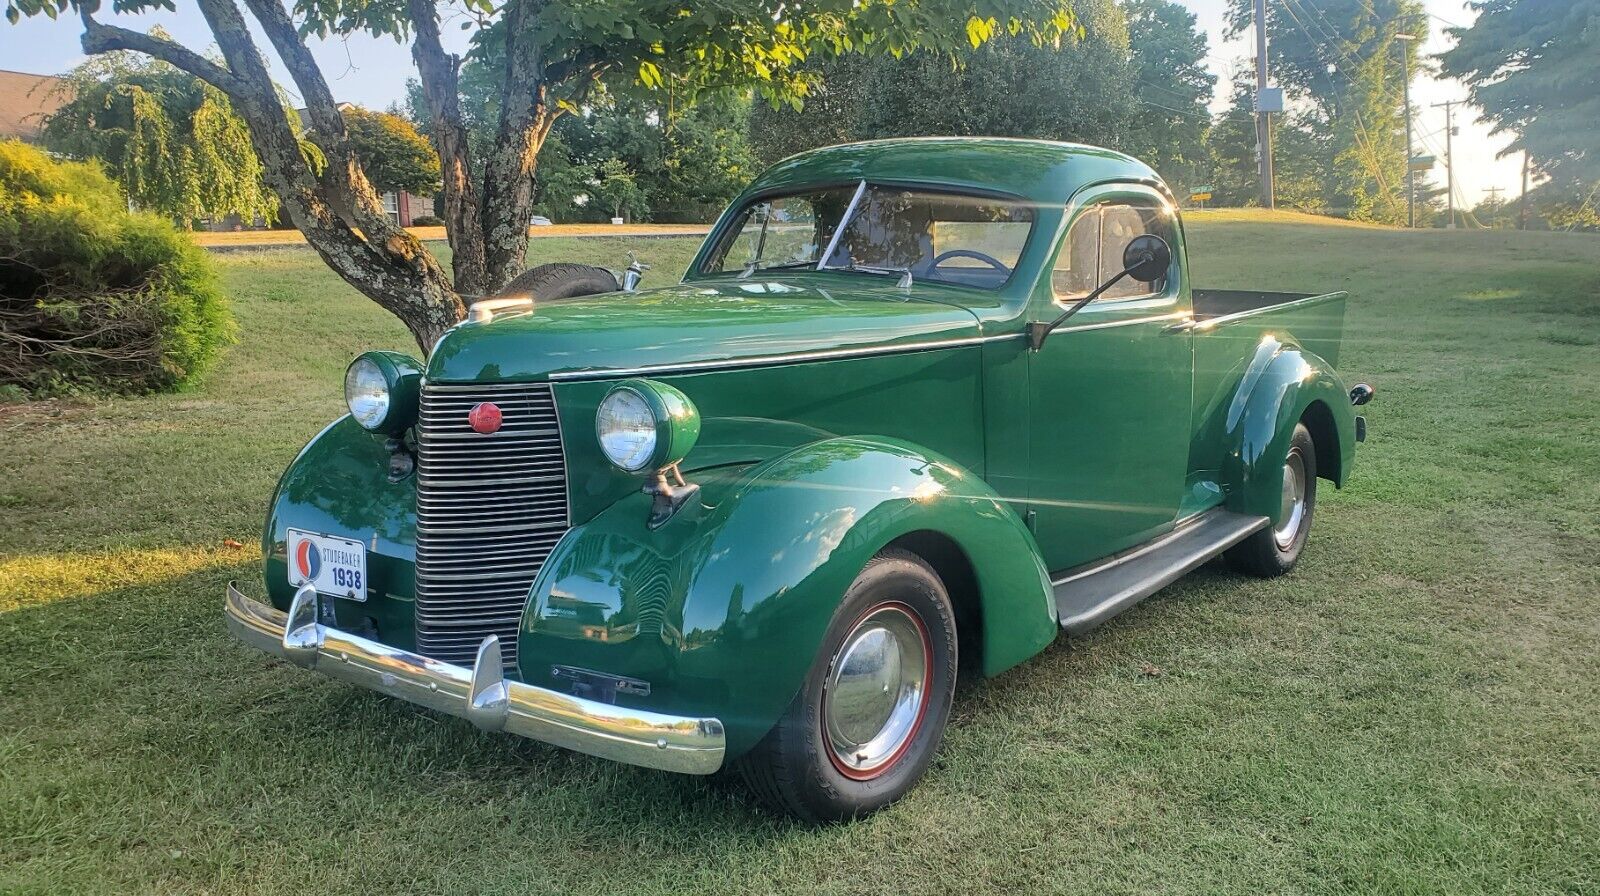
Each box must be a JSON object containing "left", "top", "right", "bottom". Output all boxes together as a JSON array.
[{"left": 2, "top": 217, "right": 1597, "bottom": 895}]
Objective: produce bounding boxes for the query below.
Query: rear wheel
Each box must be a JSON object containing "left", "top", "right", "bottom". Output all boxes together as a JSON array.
[
  {"left": 1225, "top": 422, "right": 1318, "bottom": 577},
  {"left": 496, "top": 262, "right": 618, "bottom": 302},
  {"left": 737, "top": 549, "right": 958, "bottom": 823}
]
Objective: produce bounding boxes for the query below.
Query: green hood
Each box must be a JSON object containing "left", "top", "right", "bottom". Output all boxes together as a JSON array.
[{"left": 426, "top": 275, "right": 983, "bottom": 383}]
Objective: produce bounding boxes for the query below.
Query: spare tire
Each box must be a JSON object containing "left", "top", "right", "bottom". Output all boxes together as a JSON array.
[{"left": 496, "top": 262, "right": 619, "bottom": 301}]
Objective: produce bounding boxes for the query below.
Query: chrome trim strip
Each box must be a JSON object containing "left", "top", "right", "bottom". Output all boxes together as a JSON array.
[
  {"left": 225, "top": 583, "right": 725, "bottom": 775},
  {"left": 423, "top": 381, "right": 557, "bottom": 394},
  {"left": 1183, "top": 291, "right": 1346, "bottom": 332},
  {"left": 1051, "top": 310, "right": 1189, "bottom": 336},
  {"left": 546, "top": 332, "right": 1021, "bottom": 382}
]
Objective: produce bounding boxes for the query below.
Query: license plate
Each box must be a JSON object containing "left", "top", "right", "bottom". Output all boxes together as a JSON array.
[{"left": 286, "top": 528, "right": 368, "bottom": 601}]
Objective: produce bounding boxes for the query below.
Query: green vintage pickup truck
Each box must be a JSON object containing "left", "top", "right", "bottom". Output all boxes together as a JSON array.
[{"left": 227, "top": 138, "right": 1372, "bottom": 821}]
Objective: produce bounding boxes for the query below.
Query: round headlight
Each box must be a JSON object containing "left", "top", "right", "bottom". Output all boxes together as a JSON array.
[
  {"left": 596, "top": 379, "right": 701, "bottom": 473},
  {"left": 344, "top": 351, "right": 423, "bottom": 435},
  {"left": 345, "top": 357, "right": 390, "bottom": 430},
  {"left": 596, "top": 387, "right": 656, "bottom": 471}
]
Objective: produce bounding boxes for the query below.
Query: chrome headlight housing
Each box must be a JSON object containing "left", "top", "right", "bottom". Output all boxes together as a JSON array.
[
  {"left": 596, "top": 379, "right": 701, "bottom": 473},
  {"left": 344, "top": 351, "right": 423, "bottom": 436}
]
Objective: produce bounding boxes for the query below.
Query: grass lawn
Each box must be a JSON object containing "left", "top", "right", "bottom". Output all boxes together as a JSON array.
[{"left": 2, "top": 218, "right": 1597, "bottom": 895}]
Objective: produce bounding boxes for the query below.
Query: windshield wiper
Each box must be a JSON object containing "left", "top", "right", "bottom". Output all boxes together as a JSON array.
[
  {"left": 838, "top": 263, "right": 914, "bottom": 289},
  {"left": 738, "top": 259, "right": 819, "bottom": 279}
]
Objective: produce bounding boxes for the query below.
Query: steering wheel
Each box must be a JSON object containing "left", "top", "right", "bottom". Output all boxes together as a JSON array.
[{"left": 920, "top": 249, "right": 1009, "bottom": 277}]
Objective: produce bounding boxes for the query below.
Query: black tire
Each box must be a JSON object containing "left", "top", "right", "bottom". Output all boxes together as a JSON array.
[
  {"left": 1225, "top": 422, "right": 1318, "bottom": 577},
  {"left": 736, "top": 548, "right": 958, "bottom": 823},
  {"left": 496, "top": 262, "right": 618, "bottom": 302}
]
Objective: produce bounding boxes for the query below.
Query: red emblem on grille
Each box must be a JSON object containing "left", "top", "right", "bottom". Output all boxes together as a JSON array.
[{"left": 468, "top": 402, "right": 502, "bottom": 434}]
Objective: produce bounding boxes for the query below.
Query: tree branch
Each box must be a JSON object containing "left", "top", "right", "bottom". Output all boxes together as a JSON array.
[
  {"left": 78, "top": 11, "right": 246, "bottom": 98},
  {"left": 79, "top": 0, "right": 462, "bottom": 347},
  {"left": 236, "top": 0, "right": 339, "bottom": 133},
  {"left": 408, "top": 0, "right": 489, "bottom": 296},
  {"left": 237, "top": 0, "right": 406, "bottom": 247}
]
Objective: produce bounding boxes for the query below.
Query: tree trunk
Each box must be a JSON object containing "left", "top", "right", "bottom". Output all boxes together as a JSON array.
[
  {"left": 80, "top": 0, "right": 467, "bottom": 355},
  {"left": 407, "top": 0, "right": 490, "bottom": 298},
  {"left": 74, "top": 0, "right": 589, "bottom": 352},
  {"left": 478, "top": 0, "right": 555, "bottom": 292}
]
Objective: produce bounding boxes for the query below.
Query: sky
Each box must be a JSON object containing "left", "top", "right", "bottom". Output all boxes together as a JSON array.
[{"left": 0, "top": 0, "right": 1521, "bottom": 208}]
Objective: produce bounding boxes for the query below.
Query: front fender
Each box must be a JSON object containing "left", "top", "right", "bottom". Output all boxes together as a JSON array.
[
  {"left": 262, "top": 415, "right": 418, "bottom": 645},
  {"left": 1222, "top": 337, "right": 1357, "bottom": 521},
  {"left": 519, "top": 437, "right": 1056, "bottom": 757}
]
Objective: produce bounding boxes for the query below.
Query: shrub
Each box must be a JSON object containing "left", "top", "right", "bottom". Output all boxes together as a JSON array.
[
  {"left": 0, "top": 140, "right": 234, "bottom": 396},
  {"left": 409, "top": 214, "right": 444, "bottom": 227}
]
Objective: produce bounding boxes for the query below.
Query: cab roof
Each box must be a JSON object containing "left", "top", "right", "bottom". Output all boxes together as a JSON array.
[{"left": 743, "top": 137, "right": 1166, "bottom": 207}]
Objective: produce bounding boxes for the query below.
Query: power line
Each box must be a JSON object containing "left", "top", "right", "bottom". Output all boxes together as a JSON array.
[
  {"left": 1276, "top": 0, "right": 1483, "bottom": 224},
  {"left": 1136, "top": 78, "right": 1207, "bottom": 104},
  {"left": 1139, "top": 94, "right": 1209, "bottom": 122},
  {"left": 1277, "top": 0, "right": 1409, "bottom": 214}
]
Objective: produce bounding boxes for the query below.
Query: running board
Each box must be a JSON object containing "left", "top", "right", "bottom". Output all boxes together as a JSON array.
[{"left": 1053, "top": 509, "right": 1269, "bottom": 634}]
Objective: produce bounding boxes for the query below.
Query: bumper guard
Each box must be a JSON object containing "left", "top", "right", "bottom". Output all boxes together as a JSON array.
[{"left": 224, "top": 582, "right": 725, "bottom": 774}]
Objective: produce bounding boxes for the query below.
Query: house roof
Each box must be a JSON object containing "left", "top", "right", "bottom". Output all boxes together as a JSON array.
[{"left": 0, "top": 69, "right": 71, "bottom": 142}]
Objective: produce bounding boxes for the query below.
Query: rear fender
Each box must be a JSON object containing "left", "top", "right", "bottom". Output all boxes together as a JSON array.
[
  {"left": 1222, "top": 337, "right": 1356, "bottom": 521},
  {"left": 519, "top": 436, "right": 1056, "bottom": 757}
]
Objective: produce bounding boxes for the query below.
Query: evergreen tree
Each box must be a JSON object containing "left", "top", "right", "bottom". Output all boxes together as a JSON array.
[{"left": 1208, "top": 72, "right": 1329, "bottom": 213}]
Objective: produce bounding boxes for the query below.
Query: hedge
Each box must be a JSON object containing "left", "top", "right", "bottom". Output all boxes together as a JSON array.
[{"left": 0, "top": 140, "right": 235, "bottom": 396}]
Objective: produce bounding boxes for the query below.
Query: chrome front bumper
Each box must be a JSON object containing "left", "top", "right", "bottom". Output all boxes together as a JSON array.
[{"left": 224, "top": 583, "right": 726, "bottom": 774}]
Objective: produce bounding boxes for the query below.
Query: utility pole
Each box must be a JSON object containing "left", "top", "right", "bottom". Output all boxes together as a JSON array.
[
  {"left": 1434, "top": 100, "right": 1459, "bottom": 228},
  {"left": 1395, "top": 32, "right": 1418, "bottom": 227},
  {"left": 1519, "top": 150, "right": 1530, "bottom": 230},
  {"left": 1254, "top": 0, "right": 1276, "bottom": 209},
  {"left": 1485, "top": 186, "right": 1504, "bottom": 203}
]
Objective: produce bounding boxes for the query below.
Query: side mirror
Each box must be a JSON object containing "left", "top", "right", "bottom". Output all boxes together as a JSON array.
[
  {"left": 1028, "top": 232, "right": 1175, "bottom": 351},
  {"left": 1121, "top": 234, "right": 1172, "bottom": 284}
]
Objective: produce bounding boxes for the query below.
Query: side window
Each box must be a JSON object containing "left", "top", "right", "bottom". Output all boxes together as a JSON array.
[
  {"left": 1052, "top": 201, "right": 1174, "bottom": 302},
  {"left": 1051, "top": 208, "right": 1101, "bottom": 299},
  {"left": 1098, "top": 204, "right": 1172, "bottom": 299}
]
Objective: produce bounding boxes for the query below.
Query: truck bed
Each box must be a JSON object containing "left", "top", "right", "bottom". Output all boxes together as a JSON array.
[
  {"left": 1189, "top": 287, "right": 1347, "bottom": 369},
  {"left": 1192, "top": 289, "right": 1319, "bottom": 321}
]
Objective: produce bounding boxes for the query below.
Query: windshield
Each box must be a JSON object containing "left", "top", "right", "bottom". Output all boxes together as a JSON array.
[{"left": 703, "top": 182, "right": 1035, "bottom": 290}]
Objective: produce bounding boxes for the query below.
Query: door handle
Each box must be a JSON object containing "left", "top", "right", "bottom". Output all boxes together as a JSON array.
[{"left": 1162, "top": 317, "right": 1196, "bottom": 334}]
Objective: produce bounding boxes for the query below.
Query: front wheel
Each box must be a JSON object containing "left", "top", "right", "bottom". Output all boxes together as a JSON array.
[
  {"left": 736, "top": 549, "right": 958, "bottom": 823},
  {"left": 1226, "top": 422, "right": 1318, "bottom": 577}
]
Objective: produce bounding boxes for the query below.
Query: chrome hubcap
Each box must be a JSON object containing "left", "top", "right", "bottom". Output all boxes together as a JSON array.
[
  {"left": 1274, "top": 450, "right": 1308, "bottom": 549},
  {"left": 823, "top": 604, "right": 930, "bottom": 778}
]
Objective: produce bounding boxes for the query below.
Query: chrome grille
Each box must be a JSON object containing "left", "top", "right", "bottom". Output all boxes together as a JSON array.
[{"left": 414, "top": 381, "right": 569, "bottom": 668}]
